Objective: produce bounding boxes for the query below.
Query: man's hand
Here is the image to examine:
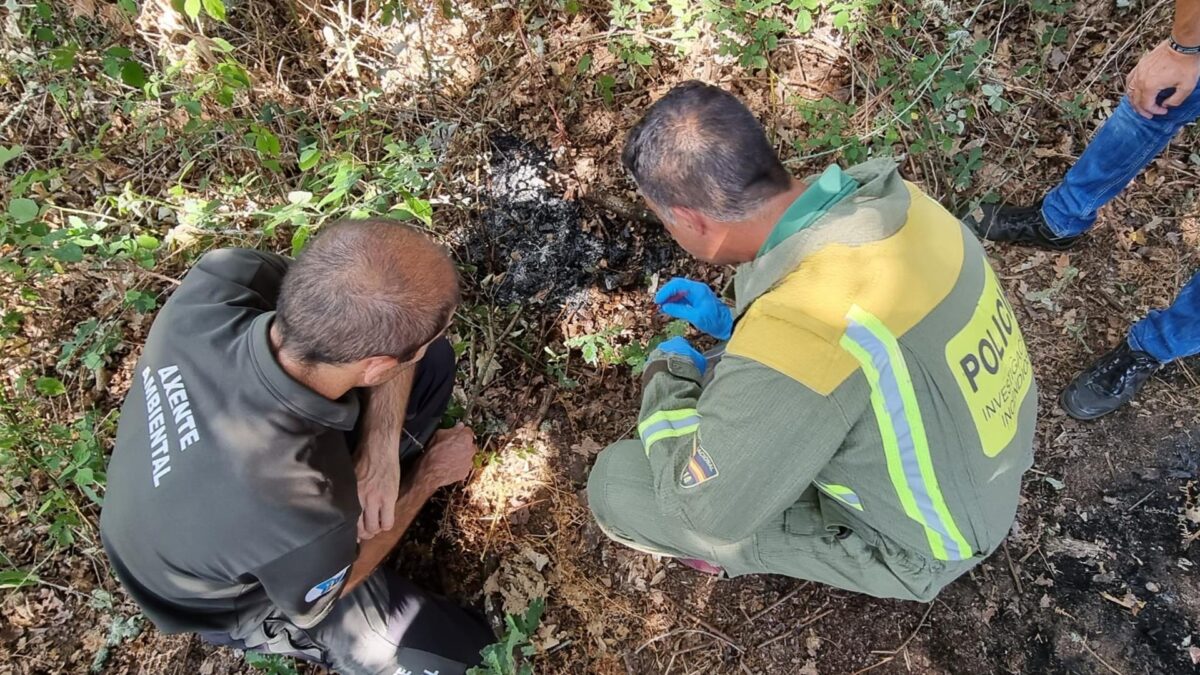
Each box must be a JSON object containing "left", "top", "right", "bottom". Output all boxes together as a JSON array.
[
  {"left": 354, "top": 448, "right": 400, "bottom": 540},
  {"left": 656, "top": 336, "right": 707, "bottom": 375},
  {"left": 1127, "top": 40, "right": 1200, "bottom": 118},
  {"left": 654, "top": 277, "right": 733, "bottom": 340},
  {"left": 414, "top": 423, "right": 477, "bottom": 489}
]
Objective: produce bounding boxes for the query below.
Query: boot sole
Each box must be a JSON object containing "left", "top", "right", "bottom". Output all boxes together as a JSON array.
[{"left": 1058, "top": 388, "right": 1121, "bottom": 421}]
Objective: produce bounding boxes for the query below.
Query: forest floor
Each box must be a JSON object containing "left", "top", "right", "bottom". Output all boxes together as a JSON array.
[{"left": 2, "top": 1, "right": 1200, "bottom": 674}]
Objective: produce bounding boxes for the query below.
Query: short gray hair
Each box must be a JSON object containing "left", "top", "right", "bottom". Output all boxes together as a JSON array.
[
  {"left": 622, "top": 81, "right": 791, "bottom": 222},
  {"left": 276, "top": 219, "right": 460, "bottom": 365}
]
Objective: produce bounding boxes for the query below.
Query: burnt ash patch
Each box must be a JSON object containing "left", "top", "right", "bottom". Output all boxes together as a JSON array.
[
  {"left": 974, "top": 433, "right": 1200, "bottom": 674},
  {"left": 457, "top": 134, "right": 675, "bottom": 310}
]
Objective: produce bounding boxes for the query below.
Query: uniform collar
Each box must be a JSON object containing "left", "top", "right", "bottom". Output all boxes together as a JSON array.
[
  {"left": 248, "top": 312, "right": 360, "bottom": 431},
  {"left": 756, "top": 164, "right": 859, "bottom": 257},
  {"left": 733, "top": 159, "right": 909, "bottom": 317}
]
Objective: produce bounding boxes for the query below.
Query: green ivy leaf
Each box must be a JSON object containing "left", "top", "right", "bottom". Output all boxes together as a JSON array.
[
  {"left": 50, "top": 43, "right": 78, "bottom": 70},
  {"left": 183, "top": 0, "right": 201, "bottom": 20},
  {"left": 794, "top": 9, "right": 813, "bottom": 34},
  {"left": 291, "top": 226, "right": 312, "bottom": 256},
  {"left": 0, "top": 144, "right": 22, "bottom": 169},
  {"left": 35, "top": 376, "right": 66, "bottom": 397},
  {"left": 396, "top": 195, "right": 432, "bottom": 225},
  {"left": 0, "top": 570, "right": 41, "bottom": 590},
  {"left": 596, "top": 74, "right": 616, "bottom": 105},
  {"left": 201, "top": 0, "right": 226, "bottom": 21},
  {"left": 120, "top": 61, "right": 147, "bottom": 88},
  {"left": 135, "top": 234, "right": 160, "bottom": 249},
  {"left": 124, "top": 290, "right": 159, "bottom": 313},
  {"left": 8, "top": 198, "right": 39, "bottom": 223},
  {"left": 298, "top": 146, "right": 321, "bottom": 171},
  {"left": 52, "top": 242, "right": 85, "bottom": 263},
  {"left": 577, "top": 52, "right": 592, "bottom": 73},
  {"left": 211, "top": 37, "right": 235, "bottom": 53},
  {"left": 255, "top": 131, "right": 281, "bottom": 157}
]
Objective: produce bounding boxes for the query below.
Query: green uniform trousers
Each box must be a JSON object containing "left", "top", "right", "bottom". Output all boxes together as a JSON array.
[{"left": 587, "top": 440, "right": 977, "bottom": 602}]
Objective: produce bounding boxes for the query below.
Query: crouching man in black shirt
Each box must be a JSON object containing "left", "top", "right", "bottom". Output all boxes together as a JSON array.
[{"left": 100, "top": 218, "right": 494, "bottom": 674}]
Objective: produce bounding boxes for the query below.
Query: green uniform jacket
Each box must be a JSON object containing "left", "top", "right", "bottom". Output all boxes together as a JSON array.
[{"left": 636, "top": 160, "right": 1036, "bottom": 564}]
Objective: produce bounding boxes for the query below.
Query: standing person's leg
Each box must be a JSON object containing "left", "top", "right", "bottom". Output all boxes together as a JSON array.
[
  {"left": 1043, "top": 86, "right": 1200, "bottom": 237},
  {"left": 1060, "top": 270, "right": 1200, "bottom": 420},
  {"left": 1128, "top": 270, "right": 1200, "bottom": 362},
  {"left": 968, "top": 83, "right": 1200, "bottom": 247}
]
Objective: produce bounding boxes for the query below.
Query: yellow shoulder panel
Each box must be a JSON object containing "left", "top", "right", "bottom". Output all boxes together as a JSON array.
[{"left": 728, "top": 183, "right": 965, "bottom": 394}]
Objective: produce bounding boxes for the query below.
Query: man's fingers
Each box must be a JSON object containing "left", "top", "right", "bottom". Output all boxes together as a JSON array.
[
  {"left": 657, "top": 302, "right": 693, "bottom": 320},
  {"left": 654, "top": 279, "right": 689, "bottom": 305},
  {"left": 1165, "top": 84, "right": 1192, "bottom": 108},
  {"left": 1128, "top": 89, "right": 1156, "bottom": 119},
  {"left": 380, "top": 508, "right": 395, "bottom": 532}
]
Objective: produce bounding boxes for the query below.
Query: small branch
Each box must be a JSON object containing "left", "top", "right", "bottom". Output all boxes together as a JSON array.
[
  {"left": 1003, "top": 540, "right": 1025, "bottom": 595},
  {"left": 749, "top": 582, "right": 809, "bottom": 623},
  {"left": 582, "top": 191, "right": 662, "bottom": 226},
  {"left": 1127, "top": 490, "right": 1155, "bottom": 512},
  {"left": 1079, "top": 639, "right": 1125, "bottom": 675},
  {"left": 854, "top": 603, "right": 936, "bottom": 674}
]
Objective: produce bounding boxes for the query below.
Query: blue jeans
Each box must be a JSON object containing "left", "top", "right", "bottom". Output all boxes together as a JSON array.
[{"left": 1042, "top": 84, "right": 1200, "bottom": 362}]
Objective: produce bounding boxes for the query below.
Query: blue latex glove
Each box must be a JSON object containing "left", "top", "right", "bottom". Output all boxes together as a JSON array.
[
  {"left": 656, "top": 336, "right": 706, "bottom": 375},
  {"left": 654, "top": 277, "right": 733, "bottom": 341}
]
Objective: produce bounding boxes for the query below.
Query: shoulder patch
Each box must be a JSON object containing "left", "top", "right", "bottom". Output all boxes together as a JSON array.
[
  {"left": 680, "top": 445, "right": 719, "bottom": 488},
  {"left": 304, "top": 565, "right": 349, "bottom": 603}
]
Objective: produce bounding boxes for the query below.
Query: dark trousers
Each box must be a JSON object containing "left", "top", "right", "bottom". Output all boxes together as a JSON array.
[
  {"left": 204, "top": 569, "right": 494, "bottom": 674},
  {"left": 205, "top": 338, "right": 494, "bottom": 673},
  {"left": 346, "top": 337, "right": 456, "bottom": 463}
]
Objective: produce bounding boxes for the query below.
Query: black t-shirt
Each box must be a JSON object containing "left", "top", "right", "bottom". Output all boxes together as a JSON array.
[{"left": 100, "top": 249, "right": 362, "bottom": 636}]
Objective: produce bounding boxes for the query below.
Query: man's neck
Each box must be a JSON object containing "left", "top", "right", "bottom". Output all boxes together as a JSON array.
[
  {"left": 721, "top": 178, "right": 808, "bottom": 263},
  {"left": 269, "top": 322, "right": 353, "bottom": 400}
]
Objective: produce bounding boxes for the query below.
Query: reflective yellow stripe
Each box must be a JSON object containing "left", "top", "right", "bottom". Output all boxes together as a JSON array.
[
  {"left": 638, "top": 408, "right": 700, "bottom": 456},
  {"left": 815, "top": 481, "right": 864, "bottom": 511},
  {"left": 840, "top": 305, "right": 973, "bottom": 561}
]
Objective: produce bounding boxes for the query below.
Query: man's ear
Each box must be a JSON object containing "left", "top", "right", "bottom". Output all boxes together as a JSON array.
[
  {"left": 671, "top": 206, "right": 708, "bottom": 235},
  {"left": 359, "top": 355, "right": 401, "bottom": 387}
]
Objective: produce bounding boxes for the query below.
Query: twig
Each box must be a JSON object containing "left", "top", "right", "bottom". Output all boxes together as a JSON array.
[
  {"left": 854, "top": 603, "right": 936, "bottom": 674},
  {"left": 1127, "top": 490, "right": 1155, "bottom": 512},
  {"left": 636, "top": 628, "right": 742, "bottom": 654},
  {"left": 1003, "top": 540, "right": 1025, "bottom": 595},
  {"left": 753, "top": 607, "right": 833, "bottom": 651},
  {"left": 657, "top": 595, "right": 745, "bottom": 653},
  {"left": 748, "top": 582, "right": 810, "bottom": 623},
  {"left": 582, "top": 191, "right": 662, "bottom": 226},
  {"left": 1079, "top": 639, "right": 1125, "bottom": 675}
]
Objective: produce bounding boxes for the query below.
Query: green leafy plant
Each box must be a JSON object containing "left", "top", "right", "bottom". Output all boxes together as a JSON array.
[
  {"left": 565, "top": 320, "right": 689, "bottom": 374},
  {"left": 468, "top": 597, "right": 545, "bottom": 675},
  {"left": 244, "top": 653, "right": 301, "bottom": 675},
  {"left": 0, "top": 392, "right": 111, "bottom": 547}
]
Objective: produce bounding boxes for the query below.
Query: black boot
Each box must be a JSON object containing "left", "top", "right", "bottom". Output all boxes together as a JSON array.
[
  {"left": 1060, "top": 340, "right": 1162, "bottom": 420},
  {"left": 964, "top": 200, "right": 1082, "bottom": 251}
]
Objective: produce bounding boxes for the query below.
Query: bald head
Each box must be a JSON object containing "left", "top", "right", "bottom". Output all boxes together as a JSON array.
[
  {"left": 622, "top": 81, "right": 791, "bottom": 222},
  {"left": 276, "top": 218, "right": 459, "bottom": 365}
]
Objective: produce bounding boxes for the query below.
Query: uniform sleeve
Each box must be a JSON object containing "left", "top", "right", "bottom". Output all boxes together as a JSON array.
[
  {"left": 637, "top": 349, "right": 857, "bottom": 545},
  {"left": 178, "top": 248, "right": 291, "bottom": 310},
  {"left": 252, "top": 523, "right": 358, "bottom": 629}
]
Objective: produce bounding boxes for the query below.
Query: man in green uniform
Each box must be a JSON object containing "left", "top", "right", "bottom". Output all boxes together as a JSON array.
[
  {"left": 100, "top": 219, "right": 493, "bottom": 674},
  {"left": 587, "top": 82, "right": 1038, "bottom": 601}
]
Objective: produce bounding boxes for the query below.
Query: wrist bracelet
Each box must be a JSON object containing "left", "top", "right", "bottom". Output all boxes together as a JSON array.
[{"left": 1170, "top": 37, "right": 1200, "bottom": 55}]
